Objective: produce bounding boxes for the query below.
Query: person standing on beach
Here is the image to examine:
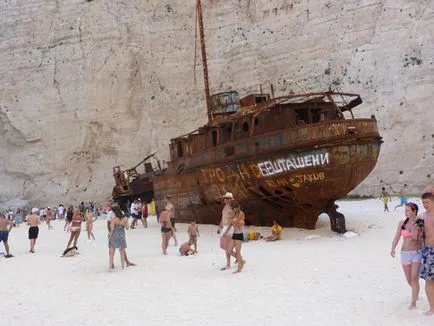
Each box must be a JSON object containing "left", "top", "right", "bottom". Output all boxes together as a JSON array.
[
  {"left": 380, "top": 187, "right": 391, "bottom": 212},
  {"left": 108, "top": 206, "right": 129, "bottom": 272},
  {"left": 159, "top": 210, "right": 173, "bottom": 255},
  {"left": 390, "top": 202, "right": 422, "bottom": 309},
  {"left": 188, "top": 220, "right": 200, "bottom": 252},
  {"left": 394, "top": 184, "right": 409, "bottom": 211},
  {"left": 419, "top": 192, "right": 434, "bottom": 316},
  {"left": 223, "top": 200, "right": 246, "bottom": 273},
  {"left": 64, "top": 205, "right": 73, "bottom": 231},
  {"left": 130, "top": 199, "right": 139, "bottom": 229},
  {"left": 218, "top": 192, "right": 236, "bottom": 271},
  {"left": 0, "top": 212, "right": 14, "bottom": 258},
  {"left": 27, "top": 208, "right": 41, "bottom": 253},
  {"left": 85, "top": 208, "right": 97, "bottom": 240},
  {"left": 45, "top": 207, "right": 54, "bottom": 230},
  {"left": 141, "top": 201, "right": 148, "bottom": 228},
  {"left": 165, "top": 196, "right": 178, "bottom": 246},
  {"left": 106, "top": 202, "right": 135, "bottom": 267}
]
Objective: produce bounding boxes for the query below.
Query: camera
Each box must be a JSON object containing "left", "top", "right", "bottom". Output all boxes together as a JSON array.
[{"left": 416, "top": 218, "right": 424, "bottom": 228}]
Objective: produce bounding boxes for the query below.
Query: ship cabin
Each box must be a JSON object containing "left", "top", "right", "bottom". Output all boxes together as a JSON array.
[{"left": 169, "top": 91, "right": 363, "bottom": 163}]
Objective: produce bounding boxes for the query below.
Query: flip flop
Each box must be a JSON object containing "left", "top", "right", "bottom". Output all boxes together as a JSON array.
[{"left": 4, "top": 254, "right": 14, "bottom": 258}]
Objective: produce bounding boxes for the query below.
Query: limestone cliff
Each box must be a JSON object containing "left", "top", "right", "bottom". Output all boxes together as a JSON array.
[{"left": 0, "top": 0, "right": 432, "bottom": 204}]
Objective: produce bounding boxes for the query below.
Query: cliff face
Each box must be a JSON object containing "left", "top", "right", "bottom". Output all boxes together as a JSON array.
[{"left": 0, "top": 0, "right": 432, "bottom": 204}]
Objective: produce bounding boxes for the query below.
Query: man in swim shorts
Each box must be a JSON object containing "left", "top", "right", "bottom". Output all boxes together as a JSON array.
[
  {"left": 0, "top": 211, "right": 14, "bottom": 258},
  {"left": 27, "top": 208, "right": 41, "bottom": 253},
  {"left": 419, "top": 192, "right": 434, "bottom": 315}
]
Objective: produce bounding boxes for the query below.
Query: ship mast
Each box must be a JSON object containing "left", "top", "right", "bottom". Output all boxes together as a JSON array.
[{"left": 197, "top": 0, "right": 212, "bottom": 123}]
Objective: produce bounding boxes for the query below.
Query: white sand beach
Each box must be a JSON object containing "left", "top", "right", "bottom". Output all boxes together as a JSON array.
[{"left": 1, "top": 198, "right": 433, "bottom": 326}]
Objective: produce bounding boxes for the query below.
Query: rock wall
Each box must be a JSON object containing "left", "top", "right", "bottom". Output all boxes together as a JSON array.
[{"left": 0, "top": 0, "right": 432, "bottom": 205}]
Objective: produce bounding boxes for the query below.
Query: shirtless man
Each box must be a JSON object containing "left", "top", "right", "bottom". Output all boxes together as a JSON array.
[
  {"left": 188, "top": 220, "right": 200, "bottom": 252},
  {"left": 419, "top": 192, "right": 434, "bottom": 315},
  {"left": 218, "top": 192, "right": 236, "bottom": 270},
  {"left": 164, "top": 196, "right": 178, "bottom": 246},
  {"left": 27, "top": 208, "right": 41, "bottom": 253},
  {"left": 106, "top": 202, "right": 135, "bottom": 267},
  {"left": 159, "top": 210, "right": 173, "bottom": 255},
  {"left": 0, "top": 212, "right": 14, "bottom": 258}
]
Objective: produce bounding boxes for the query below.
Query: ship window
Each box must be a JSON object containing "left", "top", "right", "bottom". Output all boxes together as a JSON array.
[
  {"left": 311, "top": 109, "right": 322, "bottom": 123},
  {"left": 295, "top": 109, "right": 309, "bottom": 124},
  {"left": 177, "top": 142, "right": 183, "bottom": 157},
  {"left": 211, "top": 130, "right": 217, "bottom": 146},
  {"left": 255, "top": 96, "right": 267, "bottom": 104},
  {"left": 242, "top": 122, "right": 249, "bottom": 132},
  {"left": 254, "top": 118, "right": 259, "bottom": 125}
]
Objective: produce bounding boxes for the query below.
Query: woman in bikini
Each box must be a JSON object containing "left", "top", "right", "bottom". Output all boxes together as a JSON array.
[
  {"left": 159, "top": 210, "right": 173, "bottom": 255},
  {"left": 85, "top": 208, "right": 97, "bottom": 240},
  {"left": 223, "top": 200, "right": 246, "bottom": 273},
  {"left": 65, "top": 209, "right": 85, "bottom": 251},
  {"left": 390, "top": 202, "right": 422, "bottom": 309}
]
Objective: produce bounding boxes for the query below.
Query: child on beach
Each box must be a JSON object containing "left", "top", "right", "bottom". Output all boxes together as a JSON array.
[
  {"left": 85, "top": 208, "right": 97, "bottom": 240},
  {"left": 0, "top": 211, "right": 14, "bottom": 258},
  {"left": 179, "top": 241, "right": 197, "bottom": 256},
  {"left": 265, "top": 220, "right": 283, "bottom": 242},
  {"left": 380, "top": 187, "right": 391, "bottom": 212},
  {"left": 188, "top": 220, "right": 200, "bottom": 252}
]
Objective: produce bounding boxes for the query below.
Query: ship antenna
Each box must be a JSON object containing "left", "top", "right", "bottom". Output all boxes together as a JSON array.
[{"left": 197, "top": 0, "right": 212, "bottom": 123}]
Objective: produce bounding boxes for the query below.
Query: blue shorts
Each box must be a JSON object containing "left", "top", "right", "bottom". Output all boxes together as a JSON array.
[
  {"left": 420, "top": 246, "right": 434, "bottom": 281},
  {"left": 0, "top": 231, "right": 9, "bottom": 242},
  {"left": 400, "top": 250, "right": 422, "bottom": 265},
  {"left": 400, "top": 196, "right": 408, "bottom": 205}
]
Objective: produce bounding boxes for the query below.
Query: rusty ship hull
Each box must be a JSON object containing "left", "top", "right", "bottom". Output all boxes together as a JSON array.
[{"left": 152, "top": 118, "right": 381, "bottom": 229}]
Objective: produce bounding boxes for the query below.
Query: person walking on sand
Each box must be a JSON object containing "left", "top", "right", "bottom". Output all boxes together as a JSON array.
[
  {"left": 390, "top": 202, "right": 422, "bottom": 309},
  {"left": 165, "top": 195, "right": 178, "bottom": 246},
  {"left": 130, "top": 199, "right": 140, "bottom": 229},
  {"left": 419, "top": 192, "right": 434, "bottom": 316},
  {"left": 380, "top": 187, "right": 391, "bottom": 212},
  {"left": 394, "top": 184, "right": 409, "bottom": 211},
  {"left": 106, "top": 202, "right": 135, "bottom": 268},
  {"left": 65, "top": 209, "right": 85, "bottom": 251},
  {"left": 188, "top": 220, "right": 200, "bottom": 252},
  {"left": 45, "top": 207, "right": 54, "bottom": 230},
  {"left": 108, "top": 206, "right": 129, "bottom": 272},
  {"left": 159, "top": 210, "right": 173, "bottom": 255},
  {"left": 85, "top": 208, "right": 97, "bottom": 240},
  {"left": 218, "top": 192, "right": 236, "bottom": 270},
  {"left": 223, "top": 200, "right": 246, "bottom": 273},
  {"left": 27, "top": 208, "right": 41, "bottom": 253},
  {"left": 0, "top": 212, "right": 14, "bottom": 258}
]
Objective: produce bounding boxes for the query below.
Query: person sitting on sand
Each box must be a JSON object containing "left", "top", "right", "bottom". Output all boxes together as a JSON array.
[
  {"left": 179, "top": 240, "right": 197, "bottom": 256},
  {"left": 390, "top": 202, "right": 422, "bottom": 309},
  {"left": 265, "top": 220, "right": 282, "bottom": 242},
  {"left": 0, "top": 211, "right": 14, "bottom": 258}
]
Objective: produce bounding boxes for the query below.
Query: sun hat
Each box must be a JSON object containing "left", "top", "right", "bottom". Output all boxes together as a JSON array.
[
  {"left": 31, "top": 208, "right": 39, "bottom": 214},
  {"left": 222, "top": 192, "right": 234, "bottom": 199}
]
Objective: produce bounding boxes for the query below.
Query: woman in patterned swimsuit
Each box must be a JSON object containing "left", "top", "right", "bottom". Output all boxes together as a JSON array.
[{"left": 108, "top": 206, "right": 129, "bottom": 272}]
